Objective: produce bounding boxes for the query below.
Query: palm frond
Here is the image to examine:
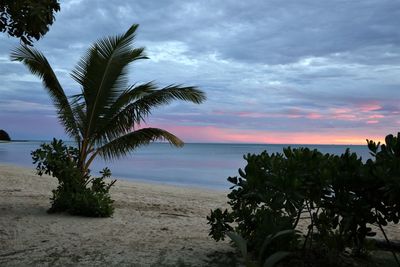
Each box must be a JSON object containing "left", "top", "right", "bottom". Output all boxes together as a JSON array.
[
  {"left": 68, "top": 95, "right": 86, "bottom": 137},
  {"left": 92, "top": 82, "right": 157, "bottom": 139},
  {"left": 95, "top": 128, "right": 184, "bottom": 160},
  {"left": 122, "top": 84, "right": 205, "bottom": 124},
  {"left": 94, "top": 82, "right": 157, "bottom": 135},
  {"left": 91, "top": 84, "right": 205, "bottom": 146},
  {"left": 70, "top": 24, "right": 147, "bottom": 138},
  {"left": 109, "top": 82, "right": 158, "bottom": 114},
  {"left": 144, "top": 84, "right": 206, "bottom": 105},
  {"left": 118, "top": 84, "right": 205, "bottom": 124},
  {"left": 10, "top": 45, "right": 80, "bottom": 140}
]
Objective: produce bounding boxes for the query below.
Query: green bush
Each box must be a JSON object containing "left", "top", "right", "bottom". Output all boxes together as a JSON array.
[
  {"left": 227, "top": 230, "right": 295, "bottom": 267},
  {"left": 32, "top": 139, "right": 116, "bottom": 217},
  {"left": 208, "top": 148, "right": 319, "bottom": 259},
  {"left": 366, "top": 133, "right": 400, "bottom": 225},
  {"left": 208, "top": 133, "right": 400, "bottom": 265}
]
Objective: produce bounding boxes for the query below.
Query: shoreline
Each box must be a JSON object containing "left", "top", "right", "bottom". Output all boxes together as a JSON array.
[
  {"left": 0, "top": 142, "right": 374, "bottom": 191},
  {"left": 0, "top": 164, "right": 233, "bottom": 266},
  {"left": 0, "top": 162, "right": 230, "bottom": 192}
]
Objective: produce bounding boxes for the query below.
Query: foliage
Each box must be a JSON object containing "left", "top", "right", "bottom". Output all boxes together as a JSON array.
[
  {"left": 208, "top": 148, "right": 325, "bottom": 255},
  {"left": 0, "top": 129, "right": 11, "bottom": 141},
  {"left": 207, "top": 208, "right": 233, "bottom": 241},
  {"left": 366, "top": 133, "right": 400, "bottom": 225},
  {"left": 315, "top": 150, "right": 375, "bottom": 255},
  {"left": 32, "top": 139, "right": 115, "bottom": 217},
  {"left": 208, "top": 133, "right": 400, "bottom": 265},
  {"left": 365, "top": 133, "right": 400, "bottom": 264},
  {"left": 0, "top": 0, "right": 60, "bottom": 45},
  {"left": 11, "top": 23, "right": 205, "bottom": 176},
  {"left": 227, "top": 230, "right": 294, "bottom": 267},
  {"left": 13, "top": 24, "right": 205, "bottom": 216}
]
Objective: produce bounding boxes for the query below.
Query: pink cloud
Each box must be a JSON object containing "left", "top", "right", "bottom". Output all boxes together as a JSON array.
[
  {"left": 330, "top": 107, "right": 357, "bottom": 121},
  {"left": 306, "top": 113, "right": 323, "bottom": 120},
  {"left": 150, "top": 124, "right": 384, "bottom": 145},
  {"left": 359, "top": 103, "right": 382, "bottom": 112},
  {"left": 332, "top": 114, "right": 357, "bottom": 120},
  {"left": 368, "top": 114, "right": 384, "bottom": 119},
  {"left": 327, "top": 102, "right": 386, "bottom": 122},
  {"left": 213, "top": 101, "right": 387, "bottom": 127},
  {"left": 331, "top": 107, "right": 353, "bottom": 113}
]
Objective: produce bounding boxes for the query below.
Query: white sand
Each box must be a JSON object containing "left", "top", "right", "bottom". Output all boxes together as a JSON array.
[{"left": 0, "top": 164, "right": 234, "bottom": 266}]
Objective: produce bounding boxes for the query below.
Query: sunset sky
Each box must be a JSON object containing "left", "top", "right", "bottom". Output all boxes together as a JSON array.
[{"left": 1, "top": 0, "right": 399, "bottom": 144}]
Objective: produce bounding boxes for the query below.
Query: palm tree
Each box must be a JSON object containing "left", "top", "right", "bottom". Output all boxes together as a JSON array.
[{"left": 11, "top": 24, "right": 206, "bottom": 176}]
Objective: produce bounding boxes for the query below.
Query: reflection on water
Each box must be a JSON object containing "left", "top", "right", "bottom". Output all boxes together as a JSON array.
[{"left": 0, "top": 141, "right": 371, "bottom": 190}]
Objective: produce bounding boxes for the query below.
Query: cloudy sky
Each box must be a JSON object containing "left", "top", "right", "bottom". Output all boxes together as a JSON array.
[{"left": 1, "top": 0, "right": 399, "bottom": 144}]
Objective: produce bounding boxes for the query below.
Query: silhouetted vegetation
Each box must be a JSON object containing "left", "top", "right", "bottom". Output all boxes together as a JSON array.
[
  {"left": 0, "top": 129, "right": 11, "bottom": 141},
  {"left": 32, "top": 139, "right": 115, "bottom": 217},
  {"left": 12, "top": 24, "right": 205, "bottom": 216},
  {"left": 208, "top": 133, "right": 400, "bottom": 266},
  {"left": 226, "top": 230, "right": 295, "bottom": 267},
  {"left": 0, "top": 0, "right": 60, "bottom": 45}
]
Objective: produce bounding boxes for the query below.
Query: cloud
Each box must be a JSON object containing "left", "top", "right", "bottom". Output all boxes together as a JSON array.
[
  {"left": 0, "top": 100, "right": 54, "bottom": 113},
  {"left": 149, "top": 123, "right": 386, "bottom": 145},
  {"left": 0, "top": 0, "right": 399, "bottom": 143}
]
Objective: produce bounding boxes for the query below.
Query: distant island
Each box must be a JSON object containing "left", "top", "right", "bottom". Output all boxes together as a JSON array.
[{"left": 0, "top": 129, "right": 11, "bottom": 141}]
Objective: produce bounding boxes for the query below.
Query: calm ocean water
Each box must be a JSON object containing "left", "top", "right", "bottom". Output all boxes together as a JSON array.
[{"left": 0, "top": 141, "right": 371, "bottom": 190}]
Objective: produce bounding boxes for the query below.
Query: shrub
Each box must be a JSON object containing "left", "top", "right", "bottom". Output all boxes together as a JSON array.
[
  {"left": 366, "top": 133, "right": 400, "bottom": 225},
  {"left": 227, "top": 230, "right": 295, "bottom": 267},
  {"left": 208, "top": 148, "right": 318, "bottom": 258},
  {"left": 32, "top": 138, "right": 116, "bottom": 217},
  {"left": 315, "top": 150, "right": 376, "bottom": 255},
  {"left": 208, "top": 133, "right": 400, "bottom": 265}
]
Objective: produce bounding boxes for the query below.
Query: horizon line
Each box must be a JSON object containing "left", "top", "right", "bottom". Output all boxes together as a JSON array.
[{"left": 3, "top": 139, "right": 370, "bottom": 146}]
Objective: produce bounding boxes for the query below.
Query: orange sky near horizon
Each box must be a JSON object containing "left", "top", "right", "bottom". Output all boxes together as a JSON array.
[{"left": 151, "top": 124, "right": 386, "bottom": 145}]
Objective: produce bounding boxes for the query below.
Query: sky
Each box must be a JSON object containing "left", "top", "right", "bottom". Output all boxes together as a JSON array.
[{"left": 1, "top": 0, "right": 399, "bottom": 144}]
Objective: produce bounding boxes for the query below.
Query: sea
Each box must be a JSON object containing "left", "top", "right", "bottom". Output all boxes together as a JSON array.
[{"left": 0, "top": 141, "right": 372, "bottom": 190}]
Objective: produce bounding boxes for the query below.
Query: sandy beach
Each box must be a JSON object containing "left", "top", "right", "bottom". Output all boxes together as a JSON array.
[
  {"left": 2, "top": 164, "right": 400, "bottom": 266},
  {"left": 0, "top": 164, "right": 234, "bottom": 266}
]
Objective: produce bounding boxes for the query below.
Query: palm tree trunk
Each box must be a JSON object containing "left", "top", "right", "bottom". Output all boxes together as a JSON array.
[
  {"left": 85, "top": 151, "right": 99, "bottom": 173},
  {"left": 79, "top": 140, "right": 90, "bottom": 178}
]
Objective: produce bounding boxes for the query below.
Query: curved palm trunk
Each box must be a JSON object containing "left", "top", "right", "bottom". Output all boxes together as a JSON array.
[
  {"left": 79, "top": 141, "right": 88, "bottom": 173},
  {"left": 85, "top": 150, "right": 100, "bottom": 173},
  {"left": 79, "top": 138, "right": 94, "bottom": 178}
]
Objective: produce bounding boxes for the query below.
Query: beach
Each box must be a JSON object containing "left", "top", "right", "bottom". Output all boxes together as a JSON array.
[
  {"left": 2, "top": 164, "right": 400, "bottom": 266},
  {"left": 0, "top": 164, "right": 234, "bottom": 266}
]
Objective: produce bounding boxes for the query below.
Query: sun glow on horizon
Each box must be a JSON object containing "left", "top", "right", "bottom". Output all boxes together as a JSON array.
[{"left": 150, "top": 124, "right": 386, "bottom": 145}]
